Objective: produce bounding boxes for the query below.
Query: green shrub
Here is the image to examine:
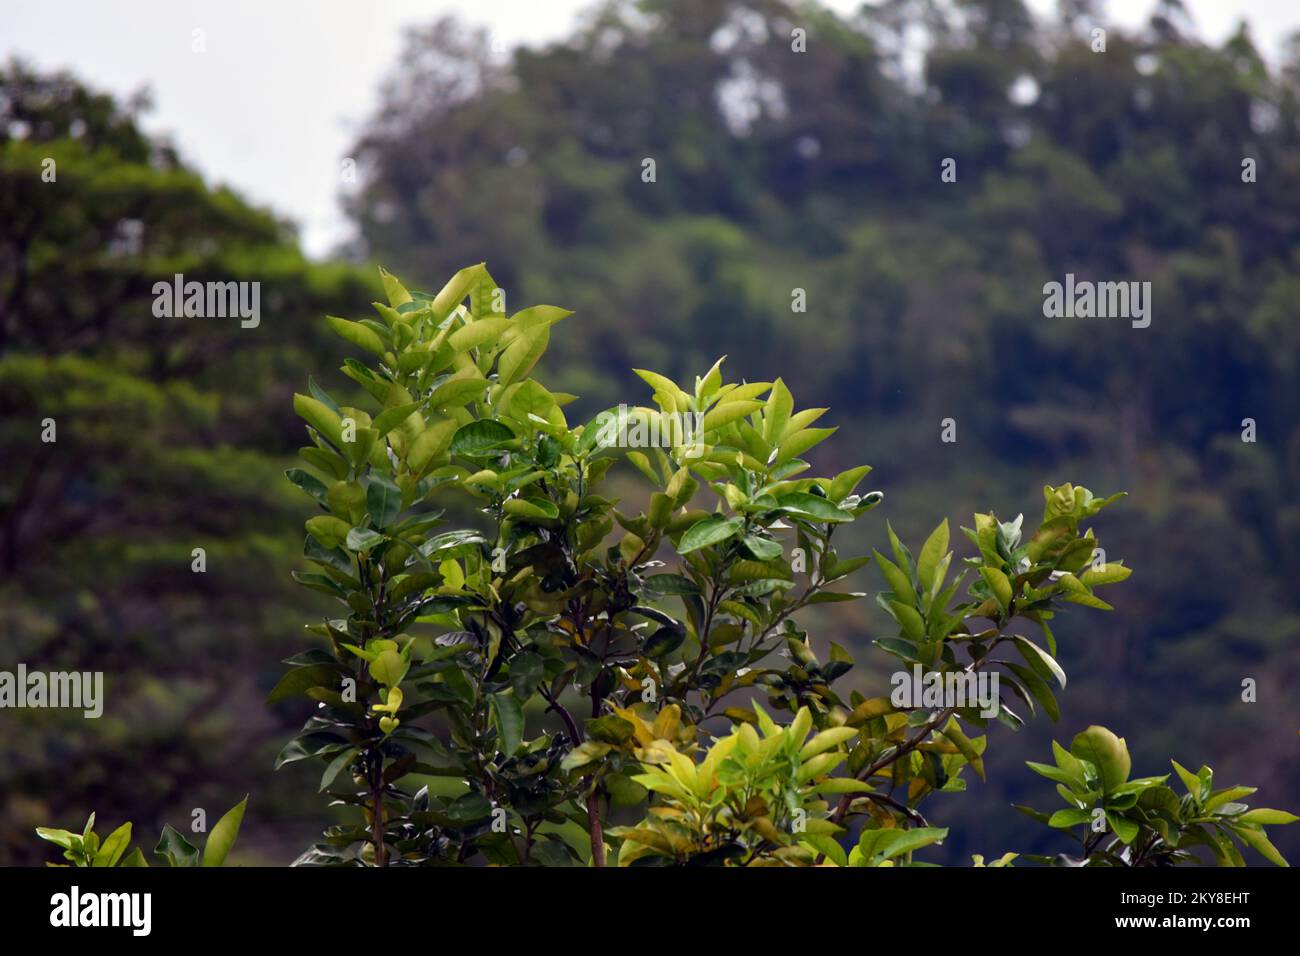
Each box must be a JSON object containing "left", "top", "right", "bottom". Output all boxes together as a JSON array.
[
  {"left": 36, "top": 796, "right": 247, "bottom": 867},
  {"left": 269, "top": 263, "right": 1294, "bottom": 867}
]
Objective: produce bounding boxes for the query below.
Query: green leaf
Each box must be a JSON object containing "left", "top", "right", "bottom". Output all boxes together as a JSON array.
[
  {"left": 307, "top": 375, "right": 341, "bottom": 413},
  {"left": 328, "top": 480, "right": 366, "bottom": 523},
  {"left": 92, "top": 822, "right": 132, "bottom": 868},
  {"left": 428, "top": 374, "right": 491, "bottom": 409},
  {"left": 633, "top": 368, "right": 690, "bottom": 411},
  {"left": 293, "top": 393, "right": 344, "bottom": 448},
  {"left": 1105, "top": 811, "right": 1140, "bottom": 844},
  {"left": 888, "top": 600, "right": 926, "bottom": 641},
  {"left": 379, "top": 266, "right": 413, "bottom": 307},
  {"left": 775, "top": 427, "right": 836, "bottom": 465},
  {"left": 874, "top": 637, "right": 919, "bottom": 663},
  {"left": 1232, "top": 825, "right": 1289, "bottom": 866},
  {"left": 702, "top": 400, "right": 763, "bottom": 432},
  {"left": 874, "top": 551, "right": 915, "bottom": 606},
  {"left": 1204, "top": 786, "right": 1257, "bottom": 813},
  {"left": 286, "top": 467, "right": 330, "bottom": 504},
  {"left": 498, "top": 326, "right": 550, "bottom": 386},
  {"left": 644, "top": 625, "right": 686, "bottom": 658},
  {"left": 802, "top": 834, "right": 848, "bottom": 867},
  {"left": 678, "top": 516, "right": 743, "bottom": 554},
  {"left": 366, "top": 474, "right": 403, "bottom": 529},
  {"left": 306, "top": 515, "right": 352, "bottom": 549},
  {"left": 1080, "top": 563, "right": 1132, "bottom": 587},
  {"left": 326, "top": 315, "right": 388, "bottom": 356},
  {"left": 371, "top": 401, "right": 421, "bottom": 437},
  {"left": 407, "top": 419, "right": 459, "bottom": 474},
  {"left": 916, "top": 520, "right": 949, "bottom": 593},
  {"left": 1170, "top": 760, "right": 1207, "bottom": 801},
  {"left": 561, "top": 740, "right": 613, "bottom": 772},
  {"left": 450, "top": 420, "right": 516, "bottom": 456},
  {"left": 575, "top": 406, "right": 620, "bottom": 455},
  {"left": 446, "top": 793, "right": 494, "bottom": 826},
  {"left": 291, "top": 570, "right": 345, "bottom": 597},
  {"left": 491, "top": 692, "right": 525, "bottom": 756},
  {"left": 369, "top": 648, "right": 408, "bottom": 687},
  {"left": 320, "top": 748, "right": 358, "bottom": 792},
  {"left": 1026, "top": 761, "right": 1084, "bottom": 788},
  {"left": 980, "top": 566, "right": 1013, "bottom": 610},
  {"left": 823, "top": 554, "right": 872, "bottom": 581},
  {"left": 940, "top": 718, "right": 985, "bottom": 782},
  {"left": 428, "top": 263, "right": 486, "bottom": 321},
  {"left": 202, "top": 795, "right": 248, "bottom": 867},
  {"left": 346, "top": 527, "right": 385, "bottom": 552},
  {"left": 586, "top": 714, "right": 637, "bottom": 745},
  {"left": 742, "top": 534, "right": 783, "bottom": 561},
  {"left": 829, "top": 465, "right": 873, "bottom": 504},
  {"left": 1013, "top": 636, "right": 1067, "bottom": 689},
  {"left": 503, "top": 496, "right": 560, "bottom": 521},
  {"left": 266, "top": 664, "right": 341, "bottom": 704},
  {"left": 1239, "top": 809, "right": 1300, "bottom": 825},
  {"left": 774, "top": 492, "right": 854, "bottom": 523},
  {"left": 1070, "top": 726, "right": 1131, "bottom": 795},
  {"left": 154, "top": 825, "right": 200, "bottom": 867},
  {"left": 798, "top": 726, "right": 859, "bottom": 761},
  {"left": 863, "top": 826, "right": 949, "bottom": 863},
  {"left": 1005, "top": 662, "right": 1060, "bottom": 722},
  {"left": 644, "top": 574, "right": 700, "bottom": 596},
  {"left": 1047, "top": 809, "right": 1093, "bottom": 828},
  {"left": 35, "top": 827, "right": 80, "bottom": 850},
  {"left": 762, "top": 378, "right": 793, "bottom": 444},
  {"left": 1051, "top": 740, "right": 1088, "bottom": 787},
  {"left": 448, "top": 316, "right": 513, "bottom": 352},
  {"left": 508, "top": 303, "right": 572, "bottom": 334},
  {"left": 509, "top": 379, "right": 558, "bottom": 421}
]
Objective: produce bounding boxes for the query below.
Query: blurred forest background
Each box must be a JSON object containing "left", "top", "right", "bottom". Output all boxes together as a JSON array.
[{"left": 2, "top": 0, "right": 1298, "bottom": 865}]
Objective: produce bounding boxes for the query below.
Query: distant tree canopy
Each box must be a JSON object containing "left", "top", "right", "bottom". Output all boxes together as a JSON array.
[{"left": 0, "top": 60, "right": 377, "bottom": 863}]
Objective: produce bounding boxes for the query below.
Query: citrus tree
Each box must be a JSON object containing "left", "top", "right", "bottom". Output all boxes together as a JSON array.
[{"left": 273, "top": 264, "right": 1295, "bottom": 867}]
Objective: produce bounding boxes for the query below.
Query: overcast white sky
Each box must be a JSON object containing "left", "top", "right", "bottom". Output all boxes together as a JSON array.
[{"left": 4, "top": 0, "right": 1296, "bottom": 256}]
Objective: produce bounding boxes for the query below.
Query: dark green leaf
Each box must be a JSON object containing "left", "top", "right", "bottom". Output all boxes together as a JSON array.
[
  {"left": 450, "top": 420, "right": 515, "bottom": 455},
  {"left": 154, "top": 825, "right": 200, "bottom": 868}
]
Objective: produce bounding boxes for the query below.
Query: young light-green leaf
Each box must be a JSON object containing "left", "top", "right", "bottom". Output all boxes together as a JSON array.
[
  {"left": 326, "top": 315, "right": 388, "bottom": 356},
  {"left": 93, "top": 822, "right": 133, "bottom": 868},
  {"left": 1070, "top": 726, "right": 1131, "bottom": 795},
  {"left": 202, "top": 795, "right": 248, "bottom": 867},
  {"left": 916, "top": 519, "right": 949, "bottom": 593}
]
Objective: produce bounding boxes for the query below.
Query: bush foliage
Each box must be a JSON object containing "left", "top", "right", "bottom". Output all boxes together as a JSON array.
[{"left": 271, "top": 266, "right": 1295, "bottom": 866}]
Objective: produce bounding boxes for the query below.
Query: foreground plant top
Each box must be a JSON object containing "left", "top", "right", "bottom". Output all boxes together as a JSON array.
[
  {"left": 37, "top": 797, "right": 247, "bottom": 868},
  {"left": 270, "top": 264, "right": 1294, "bottom": 867}
]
